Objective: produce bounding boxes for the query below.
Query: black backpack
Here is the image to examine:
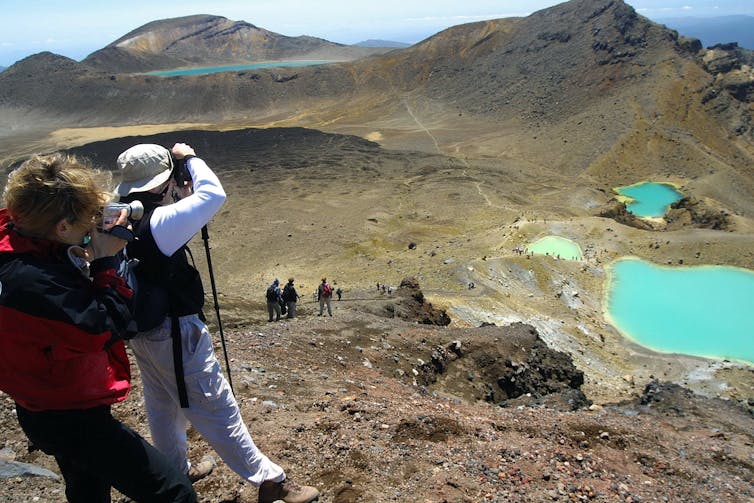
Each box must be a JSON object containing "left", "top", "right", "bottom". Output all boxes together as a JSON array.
[
  {"left": 266, "top": 286, "right": 278, "bottom": 302},
  {"left": 282, "top": 283, "right": 295, "bottom": 301}
]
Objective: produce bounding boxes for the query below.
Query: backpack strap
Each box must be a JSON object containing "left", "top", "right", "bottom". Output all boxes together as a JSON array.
[
  {"left": 171, "top": 314, "right": 190, "bottom": 408},
  {"left": 182, "top": 245, "right": 206, "bottom": 322}
]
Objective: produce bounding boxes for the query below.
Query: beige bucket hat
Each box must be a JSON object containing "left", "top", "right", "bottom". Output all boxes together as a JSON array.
[{"left": 115, "top": 144, "right": 173, "bottom": 196}]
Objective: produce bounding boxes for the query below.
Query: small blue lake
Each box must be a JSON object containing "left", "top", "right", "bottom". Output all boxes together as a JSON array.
[
  {"left": 146, "top": 60, "right": 335, "bottom": 77},
  {"left": 605, "top": 258, "right": 754, "bottom": 365},
  {"left": 615, "top": 182, "right": 683, "bottom": 218}
]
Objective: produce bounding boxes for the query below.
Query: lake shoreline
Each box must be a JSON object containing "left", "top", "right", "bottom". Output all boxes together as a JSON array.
[{"left": 144, "top": 59, "right": 339, "bottom": 77}]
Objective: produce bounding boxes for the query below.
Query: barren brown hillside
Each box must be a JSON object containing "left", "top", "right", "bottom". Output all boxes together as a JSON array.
[
  {"left": 0, "top": 0, "right": 753, "bottom": 501},
  {"left": 1, "top": 1, "right": 752, "bottom": 214},
  {"left": 82, "top": 15, "right": 387, "bottom": 73},
  {"left": 0, "top": 0, "right": 751, "bottom": 402},
  {"left": 0, "top": 0, "right": 751, "bottom": 394}
]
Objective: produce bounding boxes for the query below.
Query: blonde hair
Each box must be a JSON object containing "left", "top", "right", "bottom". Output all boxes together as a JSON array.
[{"left": 3, "top": 153, "right": 112, "bottom": 237}]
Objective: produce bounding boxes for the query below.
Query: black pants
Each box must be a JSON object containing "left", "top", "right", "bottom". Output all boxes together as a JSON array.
[{"left": 16, "top": 404, "right": 196, "bottom": 503}]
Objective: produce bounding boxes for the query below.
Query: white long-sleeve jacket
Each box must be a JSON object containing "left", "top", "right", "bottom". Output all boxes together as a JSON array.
[{"left": 150, "top": 156, "right": 226, "bottom": 256}]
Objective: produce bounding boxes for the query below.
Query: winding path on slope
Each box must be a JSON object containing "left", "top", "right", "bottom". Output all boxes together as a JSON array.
[
  {"left": 402, "top": 96, "right": 516, "bottom": 210},
  {"left": 401, "top": 98, "right": 441, "bottom": 154}
]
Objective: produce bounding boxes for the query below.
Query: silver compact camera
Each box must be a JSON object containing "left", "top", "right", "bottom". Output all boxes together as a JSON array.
[{"left": 101, "top": 200, "right": 144, "bottom": 230}]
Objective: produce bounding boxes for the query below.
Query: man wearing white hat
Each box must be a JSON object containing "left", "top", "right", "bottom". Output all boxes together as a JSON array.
[{"left": 116, "top": 142, "right": 319, "bottom": 503}]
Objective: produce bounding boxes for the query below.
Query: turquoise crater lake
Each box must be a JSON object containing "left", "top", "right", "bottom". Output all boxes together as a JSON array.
[
  {"left": 526, "top": 236, "right": 583, "bottom": 260},
  {"left": 145, "top": 61, "right": 334, "bottom": 77},
  {"left": 605, "top": 258, "right": 754, "bottom": 365},
  {"left": 615, "top": 182, "right": 683, "bottom": 218}
]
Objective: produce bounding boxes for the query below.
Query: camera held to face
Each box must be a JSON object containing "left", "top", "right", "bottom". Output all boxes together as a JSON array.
[
  {"left": 172, "top": 157, "right": 191, "bottom": 187},
  {"left": 100, "top": 200, "right": 144, "bottom": 231}
]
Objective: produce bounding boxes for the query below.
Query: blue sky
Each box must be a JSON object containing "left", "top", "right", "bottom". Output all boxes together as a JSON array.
[{"left": 1, "top": 0, "right": 753, "bottom": 67}]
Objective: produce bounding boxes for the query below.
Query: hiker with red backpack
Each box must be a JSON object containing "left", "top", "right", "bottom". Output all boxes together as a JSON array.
[{"left": 317, "top": 277, "right": 333, "bottom": 316}]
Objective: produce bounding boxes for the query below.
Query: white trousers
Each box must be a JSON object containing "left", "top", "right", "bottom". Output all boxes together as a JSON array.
[{"left": 129, "top": 315, "right": 285, "bottom": 486}]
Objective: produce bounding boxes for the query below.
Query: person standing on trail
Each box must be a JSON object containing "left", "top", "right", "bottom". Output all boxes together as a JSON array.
[
  {"left": 282, "top": 278, "right": 300, "bottom": 318},
  {"left": 115, "top": 143, "right": 319, "bottom": 503},
  {"left": 0, "top": 152, "right": 197, "bottom": 502},
  {"left": 266, "top": 278, "right": 283, "bottom": 322},
  {"left": 317, "top": 277, "right": 333, "bottom": 316}
]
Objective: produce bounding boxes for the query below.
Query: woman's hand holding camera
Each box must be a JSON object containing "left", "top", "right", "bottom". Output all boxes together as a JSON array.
[{"left": 88, "top": 209, "right": 130, "bottom": 260}]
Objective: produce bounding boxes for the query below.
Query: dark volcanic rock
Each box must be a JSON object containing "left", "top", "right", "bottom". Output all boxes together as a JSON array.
[
  {"left": 365, "top": 277, "right": 451, "bottom": 326},
  {"left": 596, "top": 198, "right": 654, "bottom": 230},
  {"left": 413, "top": 323, "right": 589, "bottom": 411},
  {"left": 65, "top": 127, "right": 389, "bottom": 174},
  {"left": 620, "top": 379, "right": 754, "bottom": 425},
  {"left": 666, "top": 197, "right": 730, "bottom": 230},
  {"left": 395, "top": 277, "right": 451, "bottom": 326},
  {"left": 700, "top": 43, "right": 754, "bottom": 102},
  {"left": 496, "top": 339, "right": 586, "bottom": 399},
  {"left": 719, "top": 71, "right": 754, "bottom": 103},
  {"left": 2, "top": 52, "right": 86, "bottom": 75},
  {"left": 597, "top": 196, "right": 731, "bottom": 231},
  {"left": 703, "top": 42, "right": 754, "bottom": 73},
  {"left": 639, "top": 380, "right": 696, "bottom": 416}
]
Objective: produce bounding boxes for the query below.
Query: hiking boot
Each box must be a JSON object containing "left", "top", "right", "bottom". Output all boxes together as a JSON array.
[
  {"left": 187, "top": 455, "right": 216, "bottom": 483},
  {"left": 258, "top": 477, "right": 320, "bottom": 503}
]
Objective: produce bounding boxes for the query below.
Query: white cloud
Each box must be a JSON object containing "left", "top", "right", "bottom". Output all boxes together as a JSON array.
[
  {"left": 637, "top": 7, "right": 675, "bottom": 14},
  {"left": 405, "top": 13, "right": 521, "bottom": 23}
]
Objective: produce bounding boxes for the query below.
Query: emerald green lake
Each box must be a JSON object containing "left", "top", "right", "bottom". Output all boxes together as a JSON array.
[
  {"left": 606, "top": 258, "right": 754, "bottom": 364},
  {"left": 615, "top": 182, "right": 683, "bottom": 217},
  {"left": 146, "top": 60, "right": 334, "bottom": 77},
  {"left": 526, "top": 236, "right": 583, "bottom": 260}
]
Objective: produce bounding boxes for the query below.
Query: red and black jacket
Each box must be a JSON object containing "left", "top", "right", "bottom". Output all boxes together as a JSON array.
[{"left": 0, "top": 209, "right": 133, "bottom": 411}]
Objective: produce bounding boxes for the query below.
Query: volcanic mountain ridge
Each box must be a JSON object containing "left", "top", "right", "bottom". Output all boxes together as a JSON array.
[
  {"left": 0, "top": 1, "right": 754, "bottom": 501},
  {"left": 82, "top": 14, "right": 388, "bottom": 73},
  {"left": 1, "top": 1, "right": 752, "bottom": 182}
]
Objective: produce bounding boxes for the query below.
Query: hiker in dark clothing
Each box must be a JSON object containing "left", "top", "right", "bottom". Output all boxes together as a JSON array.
[
  {"left": 266, "top": 278, "right": 283, "bottom": 321},
  {"left": 282, "top": 278, "right": 300, "bottom": 318}
]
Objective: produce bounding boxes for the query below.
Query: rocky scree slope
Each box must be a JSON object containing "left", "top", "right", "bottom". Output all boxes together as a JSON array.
[{"left": 0, "top": 283, "right": 752, "bottom": 502}]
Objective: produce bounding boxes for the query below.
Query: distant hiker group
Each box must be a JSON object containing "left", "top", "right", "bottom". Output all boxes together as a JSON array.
[
  {"left": 376, "top": 282, "right": 393, "bottom": 294},
  {"left": 266, "top": 276, "right": 340, "bottom": 320},
  {"left": 266, "top": 278, "right": 303, "bottom": 321}
]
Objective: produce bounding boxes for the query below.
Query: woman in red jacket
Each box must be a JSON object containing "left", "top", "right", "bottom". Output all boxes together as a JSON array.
[{"left": 0, "top": 153, "right": 196, "bottom": 503}]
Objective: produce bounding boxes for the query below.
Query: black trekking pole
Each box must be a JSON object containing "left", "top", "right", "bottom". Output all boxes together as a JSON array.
[{"left": 200, "top": 225, "right": 234, "bottom": 395}]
